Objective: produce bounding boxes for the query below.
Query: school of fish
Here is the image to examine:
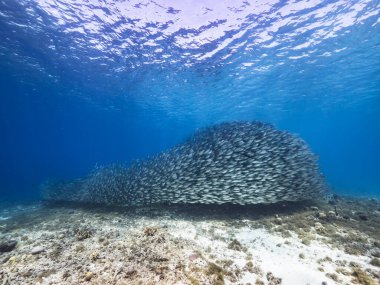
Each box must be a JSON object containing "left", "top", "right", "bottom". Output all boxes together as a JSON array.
[{"left": 42, "top": 121, "right": 326, "bottom": 206}]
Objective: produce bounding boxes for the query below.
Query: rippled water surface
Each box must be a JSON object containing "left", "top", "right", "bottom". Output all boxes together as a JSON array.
[{"left": 0, "top": 0, "right": 379, "bottom": 200}]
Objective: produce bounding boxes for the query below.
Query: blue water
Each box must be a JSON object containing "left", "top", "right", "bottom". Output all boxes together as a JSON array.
[{"left": 0, "top": 0, "right": 379, "bottom": 202}]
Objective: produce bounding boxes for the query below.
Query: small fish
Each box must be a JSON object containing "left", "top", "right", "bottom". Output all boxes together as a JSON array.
[{"left": 41, "top": 121, "right": 326, "bottom": 206}]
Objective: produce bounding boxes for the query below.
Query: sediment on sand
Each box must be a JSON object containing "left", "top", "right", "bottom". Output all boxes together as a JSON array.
[{"left": 0, "top": 196, "right": 379, "bottom": 285}]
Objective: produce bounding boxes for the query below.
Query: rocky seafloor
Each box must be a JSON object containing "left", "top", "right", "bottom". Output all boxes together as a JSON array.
[{"left": 0, "top": 196, "right": 379, "bottom": 285}]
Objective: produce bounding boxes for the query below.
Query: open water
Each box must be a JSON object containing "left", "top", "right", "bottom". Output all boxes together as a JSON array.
[{"left": 0, "top": 0, "right": 379, "bottom": 202}]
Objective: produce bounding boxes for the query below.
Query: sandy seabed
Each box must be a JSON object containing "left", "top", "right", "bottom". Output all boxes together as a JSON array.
[{"left": 0, "top": 196, "right": 379, "bottom": 285}]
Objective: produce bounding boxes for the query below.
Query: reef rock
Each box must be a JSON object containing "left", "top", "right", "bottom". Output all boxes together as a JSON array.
[{"left": 0, "top": 240, "right": 17, "bottom": 253}]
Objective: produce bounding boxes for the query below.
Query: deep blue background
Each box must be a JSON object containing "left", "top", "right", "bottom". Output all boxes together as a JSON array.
[
  {"left": 1, "top": 68, "right": 379, "bottom": 201},
  {"left": 0, "top": 0, "right": 379, "bottom": 201}
]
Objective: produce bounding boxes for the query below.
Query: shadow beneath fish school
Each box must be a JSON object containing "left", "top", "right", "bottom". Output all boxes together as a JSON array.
[
  {"left": 0, "top": 199, "right": 318, "bottom": 233},
  {"left": 41, "top": 199, "right": 316, "bottom": 221}
]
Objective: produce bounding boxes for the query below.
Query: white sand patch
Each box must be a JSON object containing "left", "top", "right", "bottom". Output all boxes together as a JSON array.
[
  {"left": 169, "top": 220, "right": 373, "bottom": 285},
  {"left": 1, "top": 201, "right": 379, "bottom": 285}
]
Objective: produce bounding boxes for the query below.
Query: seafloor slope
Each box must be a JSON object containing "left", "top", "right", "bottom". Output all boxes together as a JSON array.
[{"left": 0, "top": 196, "right": 379, "bottom": 285}]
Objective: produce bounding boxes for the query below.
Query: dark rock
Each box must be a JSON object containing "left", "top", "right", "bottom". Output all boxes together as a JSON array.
[
  {"left": 266, "top": 272, "right": 282, "bottom": 285},
  {"left": 359, "top": 214, "right": 368, "bottom": 221},
  {"left": 143, "top": 227, "right": 158, "bottom": 237},
  {"left": 355, "top": 212, "right": 368, "bottom": 221},
  {"left": 1, "top": 256, "right": 10, "bottom": 264},
  {"left": 74, "top": 227, "right": 93, "bottom": 241},
  {"left": 0, "top": 240, "right": 17, "bottom": 253}
]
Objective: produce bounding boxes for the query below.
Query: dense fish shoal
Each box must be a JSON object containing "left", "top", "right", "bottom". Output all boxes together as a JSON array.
[{"left": 41, "top": 121, "right": 326, "bottom": 206}]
